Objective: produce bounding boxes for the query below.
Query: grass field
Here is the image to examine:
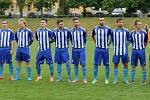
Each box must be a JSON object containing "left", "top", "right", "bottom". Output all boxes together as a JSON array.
[{"left": 0, "top": 17, "right": 150, "bottom": 100}]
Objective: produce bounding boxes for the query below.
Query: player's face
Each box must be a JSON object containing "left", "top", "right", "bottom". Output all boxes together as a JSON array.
[
  {"left": 99, "top": 18, "right": 105, "bottom": 26},
  {"left": 136, "top": 21, "right": 142, "bottom": 29},
  {"left": 117, "top": 20, "right": 124, "bottom": 27},
  {"left": 58, "top": 22, "right": 64, "bottom": 29},
  {"left": 2, "top": 21, "right": 8, "bottom": 28},
  {"left": 73, "top": 19, "right": 80, "bottom": 28},
  {"left": 41, "top": 20, "right": 47, "bottom": 27},
  {"left": 19, "top": 21, "right": 26, "bottom": 28}
]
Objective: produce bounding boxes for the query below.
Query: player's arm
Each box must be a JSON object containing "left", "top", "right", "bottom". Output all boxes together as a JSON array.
[
  {"left": 126, "top": 30, "right": 131, "bottom": 46},
  {"left": 92, "top": 28, "right": 96, "bottom": 43},
  {"left": 49, "top": 30, "right": 55, "bottom": 43},
  {"left": 15, "top": 31, "right": 18, "bottom": 43},
  {"left": 148, "top": 29, "right": 150, "bottom": 43},
  {"left": 10, "top": 31, "right": 15, "bottom": 55},
  {"left": 29, "top": 30, "right": 34, "bottom": 46},
  {"left": 144, "top": 32, "right": 148, "bottom": 47},
  {"left": 108, "top": 28, "right": 112, "bottom": 46},
  {"left": 83, "top": 29, "right": 87, "bottom": 44}
]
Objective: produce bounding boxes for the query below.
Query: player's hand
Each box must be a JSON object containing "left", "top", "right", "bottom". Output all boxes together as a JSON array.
[{"left": 10, "top": 50, "right": 13, "bottom": 55}]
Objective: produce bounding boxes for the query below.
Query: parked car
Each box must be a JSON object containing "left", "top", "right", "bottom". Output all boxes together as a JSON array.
[
  {"left": 124, "top": 10, "right": 142, "bottom": 17},
  {"left": 111, "top": 8, "right": 126, "bottom": 17}
]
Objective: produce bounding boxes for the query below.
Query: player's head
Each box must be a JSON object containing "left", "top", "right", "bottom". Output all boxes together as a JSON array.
[
  {"left": 134, "top": 19, "right": 142, "bottom": 30},
  {"left": 18, "top": 18, "right": 26, "bottom": 28},
  {"left": 73, "top": 17, "right": 80, "bottom": 28},
  {"left": 57, "top": 19, "right": 64, "bottom": 29},
  {"left": 117, "top": 17, "right": 124, "bottom": 28},
  {"left": 41, "top": 18, "right": 47, "bottom": 27},
  {"left": 98, "top": 15, "right": 105, "bottom": 26},
  {"left": 2, "top": 20, "right": 8, "bottom": 28}
]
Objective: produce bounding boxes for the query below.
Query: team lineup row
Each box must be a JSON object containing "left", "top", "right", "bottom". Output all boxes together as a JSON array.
[{"left": 0, "top": 16, "right": 150, "bottom": 85}]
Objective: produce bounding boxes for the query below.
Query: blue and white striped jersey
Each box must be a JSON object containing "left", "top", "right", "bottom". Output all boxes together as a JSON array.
[
  {"left": 53, "top": 27, "right": 70, "bottom": 48},
  {"left": 0, "top": 28, "right": 15, "bottom": 48},
  {"left": 35, "top": 28, "right": 54, "bottom": 51},
  {"left": 15, "top": 28, "right": 33, "bottom": 47},
  {"left": 92, "top": 25, "right": 112, "bottom": 49},
  {"left": 70, "top": 26, "right": 87, "bottom": 48},
  {"left": 111, "top": 27, "right": 130, "bottom": 55},
  {"left": 130, "top": 29, "right": 148, "bottom": 50}
]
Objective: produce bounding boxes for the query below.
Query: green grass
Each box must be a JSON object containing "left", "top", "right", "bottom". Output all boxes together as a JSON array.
[{"left": 0, "top": 17, "right": 150, "bottom": 100}]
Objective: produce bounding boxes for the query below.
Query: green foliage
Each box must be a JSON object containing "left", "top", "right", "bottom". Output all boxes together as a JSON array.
[
  {"left": 0, "top": 0, "right": 12, "bottom": 15},
  {"left": 35, "top": 0, "right": 55, "bottom": 15},
  {"left": 17, "top": 0, "right": 26, "bottom": 17}
]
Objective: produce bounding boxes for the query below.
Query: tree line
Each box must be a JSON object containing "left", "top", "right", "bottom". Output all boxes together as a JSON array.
[{"left": 0, "top": 0, "right": 150, "bottom": 17}]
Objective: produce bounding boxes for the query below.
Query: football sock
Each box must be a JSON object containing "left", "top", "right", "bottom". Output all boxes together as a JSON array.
[
  {"left": 36, "top": 63, "right": 41, "bottom": 76},
  {"left": 66, "top": 63, "right": 71, "bottom": 80},
  {"left": 49, "top": 64, "right": 54, "bottom": 76},
  {"left": 142, "top": 69, "right": 146, "bottom": 81},
  {"left": 82, "top": 65, "right": 86, "bottom": 80},
  {"left": 131, "top": 69, "right": 136, "bottom": 81},
  {"left": 9, "top": 63, "right": 13, "bottom": 77},
  {"left": 105, "top": 65, "right": 110, "bottom": 80},
  {"left": 57, "top": 64, "right": 62, "bottom": 80},
  {"left": 93, "top": 64, "right": 98, "bottom": 80},
  {"left": 74, "top": 65, "right": 78, "bottom": 80}
]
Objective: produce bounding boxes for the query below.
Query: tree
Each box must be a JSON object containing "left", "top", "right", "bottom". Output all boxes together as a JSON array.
[
  {"left": 16, "top": 0, "right": 26, "bottom": 17},
  {"left": 35, "top": 0, "right": 55, "bottom": 16},
  {"left": 0, "top": 0, "right": 12, "bottom": 15}
]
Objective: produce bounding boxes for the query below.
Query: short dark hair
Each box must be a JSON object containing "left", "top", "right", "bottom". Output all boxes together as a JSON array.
[
  {"left": 41, "top": 18, "right": 47, "bottom": 23},
  {"left": 57, "top": 19, "right": 63, "bottom": 24},
  {"left": 73, "top": 17, "right": 79, "bottom": 22},
  {"left": 98, "top": 14, "right": 104, "bottom": 18},
  {"left": 134, "top": 19, "right": 141, "bottom": 26},
  {"left": 117, "top": 17, "right": 123, "bottom": 23}
]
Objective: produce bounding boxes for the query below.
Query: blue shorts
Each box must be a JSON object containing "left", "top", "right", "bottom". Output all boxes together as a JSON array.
[
  {"left": 16, "top": 47, "right": 30, "bottom": 62},
  {"left": 0, "top": 48, "right": 12, "bottom": 64},
  {"left": 36, "top": 49, "right": 53, "bottom": 64},
  {"left": 113, "top": 54, "right": 129, "bottom": 64},
  {"left": 54, "top": 48, "right": 69, "bottom": 64},
  {"left": 94, "top": 47, "right": 109, "bottom": 65},
  {"left": 131, "top": 49, "right": 146, "bottom": 66},
  {"left": 72, "top": 48, "right": 86, "bottom": 65}
]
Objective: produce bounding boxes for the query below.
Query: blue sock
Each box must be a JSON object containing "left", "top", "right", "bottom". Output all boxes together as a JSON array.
[
  {"left": 57, "top": 64, "right": 62, "bottom": 80},
  {"left": 16, "top": 66, "right": 21, "bottom": 79},
  {"left": 124, "top": 68, "right": 128, "bottom": 81},
  {"left": 82, "top": 65, "right": 86, "bottom": 80},
  {"left": 93, "top": 65, "right": 98, "bottom": 80},
  {"left": 142, "top": 69, "right": 146, "bottom": 81},
  {"left": 131, "top": 69, "right": 136, "bottom": 81},
  {"left": 9, "top": 63, "right": 13, "bottom": 77},
  {"left": 66, "top": 63, "right": 71, "bottom": 80},
  {"left": 114, "top": 68, "right": 118, "bottom": 81},
  {"left": 49, "top": 63, "right": 54, "bottom": 76},
  {"left": 105, "top": 65, "right": 110, "bottom": 80},
  {"left": 74, "top": 65, "right": 78, "bottom": 80},
  {"left": 0, "top": 64, "right": 3, "bottom": 77},
  {"left": 27, "top": 66, "right": 31, "bottom": 78},
  {"left": 36, "top": 63, "right": 41, "bottom": 76}
]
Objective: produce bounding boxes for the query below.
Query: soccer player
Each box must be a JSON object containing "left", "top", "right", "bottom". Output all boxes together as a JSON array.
[
  {"left": 0, "top": 20, "right": 15, "bottom": 80},
  {"left": 130, "top": 20, "right": 148, "bottom": 84},
  {"left": 53, "top": 19, "right": 71, "bottom": 82},
  {"left": 14, "top": 18, "right": 33, "bottom": 80},
  {"left": 35, "top": 19, "right": 54, "bottom": 82},
  {"left": 91, "top": 15, "right": 112, "bottom": 84},
  {"left": 111, "top": 17, "right": 130, "bottom": 84},
  {"left": 70, "top": 17, "right": 87, "bottom": 83}
]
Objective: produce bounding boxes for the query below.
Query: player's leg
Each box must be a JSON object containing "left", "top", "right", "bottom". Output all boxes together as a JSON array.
[
  {"left": 45, "top": 49, "right": 54, "bottom": 82},
  {"left": 62, "top": 48, "right": 71, "bottom": 82},
  {"left": 122, "top": 55, "right": 129, "bottom": 84},
  {"left": 26, "top": 61, "right": 32, "bottom": 80},
  {"left": 131, "top": 50, "right": 138, "bottom": 83},
  {"left": 0, "top": 63, "right": 4, "bottom": 80},
  {"left": 35, "top": 51, "right": 43, "bottom": 81},
  {"left": 112, "top": 55, "right": 120, "bottom": 84},
  {"left": 103, "top": 49, "right": 110, "bottom": 84},
  {"left": 139, "top": 49, "right": 146, "bottom": 84},
  {"left": 72, "top": 49, "right": 79, "bottom": 82},
  {"left": 92, "top": 47, "right": 100, "bottom": 84},
  {"left": 9, "top": 63, "right": 13, "bottom": 80},
  {"left": 14, "top": 61, "right": 22, "bottom": 80},
  {"left": 80, "top": 48, "right": 87, "bottom": 83}
]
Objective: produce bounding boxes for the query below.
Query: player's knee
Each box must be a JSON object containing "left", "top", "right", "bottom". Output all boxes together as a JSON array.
[
  {"left": 123, "top": 63, "right": 128, "bottom": 68},
  {"left": 114, "top": 63, "right": 118, "bottom": 68},
  {"left": 142, "top": 64, "right": 146, "bottom": 70}
]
